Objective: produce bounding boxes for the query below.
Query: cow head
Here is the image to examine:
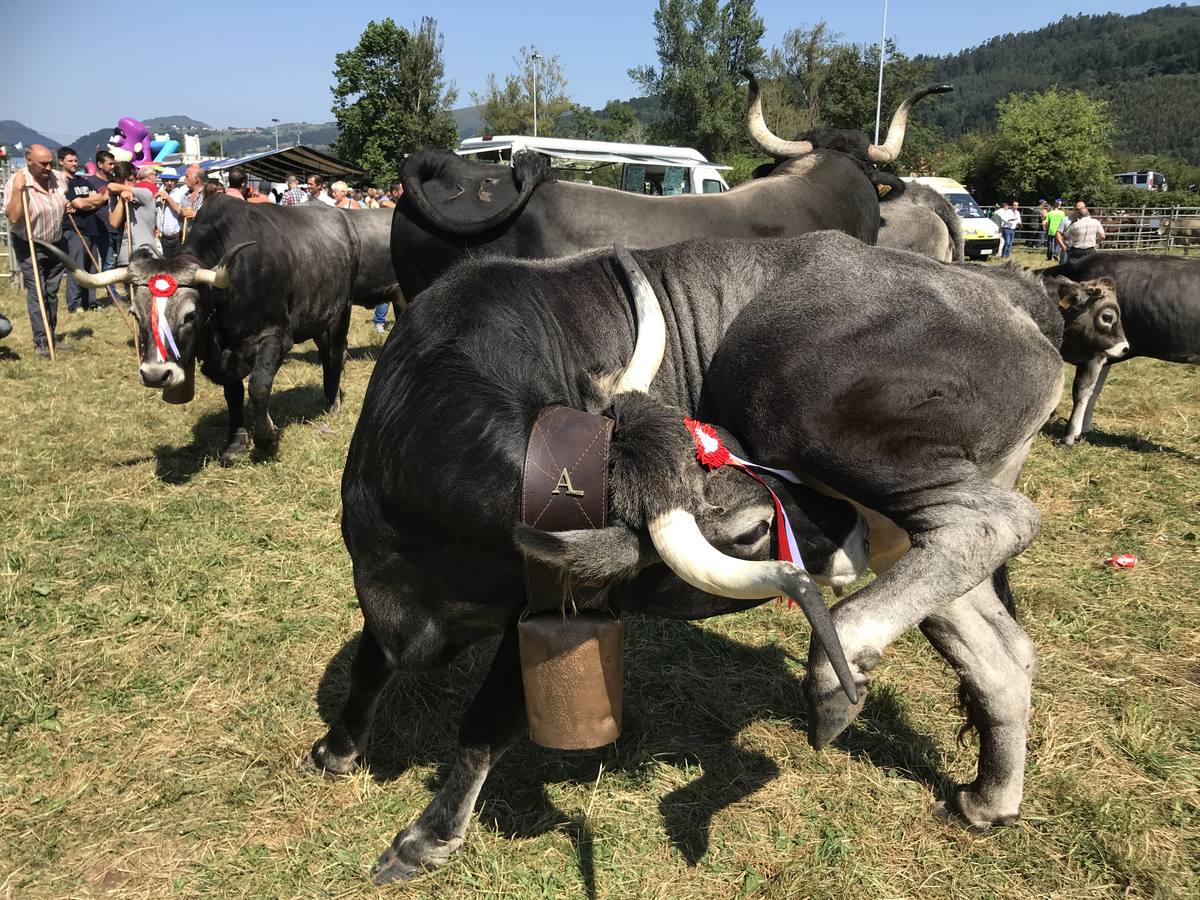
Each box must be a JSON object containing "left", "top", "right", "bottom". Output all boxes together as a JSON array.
[
  {"left": 514, "top": 244, "right": 860, "bottom": 702},
  {"left": 1043, "top": 275, "right": 1129, "bottom": 365},
  {"left": 37, "top": 241, "right": 255, "bottom": 392}
]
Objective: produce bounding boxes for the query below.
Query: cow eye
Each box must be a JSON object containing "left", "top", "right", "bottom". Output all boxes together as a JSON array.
[
  {"left": 1099, "top": 310, "right": 1115, "bottom": 327},
  {"left": 733, "top": 520, "right": 770, "bottom": 547},
  {"left": 182, "top": 311, "right": 196, "bottom": 326}
]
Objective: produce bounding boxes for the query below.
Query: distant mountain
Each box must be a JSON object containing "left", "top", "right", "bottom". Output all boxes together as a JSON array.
[
  {"left": 921, "top": 5, "right": 1200, "bottom": 162},
  {"left": 0, "top": 120, "right": 60, "bottom": 151},
  {"left": 453, "top": 105, "right": 487, "bottom": 138}
]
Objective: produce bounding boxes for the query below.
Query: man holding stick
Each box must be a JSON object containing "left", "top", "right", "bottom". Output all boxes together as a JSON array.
[{"left": 3, "top": 144, "right": 68, "bottom": 357}]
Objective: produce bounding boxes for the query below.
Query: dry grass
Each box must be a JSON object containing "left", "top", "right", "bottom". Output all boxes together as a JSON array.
[{"left": 0, "top": 268, "right": 1197, "bottom": 899}]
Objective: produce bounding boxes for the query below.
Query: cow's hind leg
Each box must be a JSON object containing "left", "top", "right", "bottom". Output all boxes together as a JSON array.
[
  {"left": 920, "top": 565, "right": 1036, "bottom": 828},
  {"left": 372, "top": 622, "right": 526, "bottom": 883},
  {"left": 312, "top": 625, "right": 394, "bottom": 774},
  {"left": 805, "top": 476, "right": 1040, "bottom": 747},
  {"left": 315, "top": 308, "right": 350, "bottom": 414},
  {"left": 247, "top": 333, "right": 291, "bottom": 454},
  {"left": 219, "top": 378, "right": 251, "bottom": 466}
]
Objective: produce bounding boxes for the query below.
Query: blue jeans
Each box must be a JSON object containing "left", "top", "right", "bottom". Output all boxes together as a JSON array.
[
  {"left": 63, "top": 226, "right": 90, "bottom": 311},
  {"left": 1001, "top": 227, "right": 1015, "bottom": 257},
  {"left": 373, "top": 302, "right": 389, "bottom": 326},
  {"left": 14, "top": 235, "right": 66, "bottom": 348}
]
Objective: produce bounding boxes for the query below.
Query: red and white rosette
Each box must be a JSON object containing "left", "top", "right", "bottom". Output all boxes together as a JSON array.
[
  {"left": 684, "top": 417, "right": 807, "bottom": 577},
  {"left": 148, "top": 273, "right": 181, "bottom": 362}
]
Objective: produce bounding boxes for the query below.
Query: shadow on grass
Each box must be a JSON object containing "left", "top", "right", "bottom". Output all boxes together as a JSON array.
[
  {"left": 288, "top": 342, "right": 384, "bottom": 368},
  {"left": 151, "top": 383, "right": 334, "bottom": 484},
  {"left": 314, "top": 614, "right": 950, "bottom": 884},
  {"left": 0, "top": 345, "right": 21, "bottom": 361},
  {"left": 1041, "top": 418, "right": 1196, "bottom": 460}
]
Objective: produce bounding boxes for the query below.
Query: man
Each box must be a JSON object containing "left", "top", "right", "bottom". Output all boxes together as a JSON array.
[
  {"left": 378, "top": 181, "right": 403, "bottom": 209},
  {"left": 226, "top": 169, "right": 248, "bottom": 200},
  {"left": 280, "top": 174, "right": 306, "bottom": 206},
  {"left": 304, "top": 174, "right": 336, "bottom": 207},
  {"left": 156, "top": 169, "right": 185, "bottom": 256},
  {"left": 1044, "top": 199, "right": 1067, "bottom": 261},
  {"left": 107, "top": 162, "right": 158, "bottom": 262},
  {"left": 94, "top": 150, "right": 121, "bottom": 271},
  {"left": 997, "top": 200, "right": 1021, "bottom": 258},
  {"left": 58, "top": 146, "right": 110, "bottom": 311},
  {"left": 247, "top": 180, "right": 275, "bottom": 204},
  {"left": 1058, "top": 201, "right": 1106, "bottom": 261},
  {"left": 3, "top": 145, "right": 69, "bottom": 355}
]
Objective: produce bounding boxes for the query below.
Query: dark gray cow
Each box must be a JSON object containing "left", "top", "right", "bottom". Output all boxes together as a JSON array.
[
  {"left": 1044, "top": 251, "right": 1195, "bottom": 444},
  {"left": 315, "top": 231, "right": 1122, "bottom": 881},
  {"left": 389, "top": 75, "right": 949, "bottom": 298},
  {"left": 877, "top": 182, "right": 964, "bottom": 262},
  {"left": 44, "top": 195, "right": 401, "bottom": 463}
]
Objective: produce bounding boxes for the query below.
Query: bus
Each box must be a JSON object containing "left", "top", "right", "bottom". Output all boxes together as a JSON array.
[{"left": 457, "top": 135, "right": 730, "bottom": 195}]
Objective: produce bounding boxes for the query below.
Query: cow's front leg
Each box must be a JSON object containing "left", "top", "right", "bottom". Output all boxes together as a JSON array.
[
  {"left": 1064, "top": 358, "right": 1105, "bottom": 446},
  {"left": 1077, "top": 363, "right": 1110, "bottom": 440},
  {"left": 372, "top": 622, "right": 526, "bottom": 883},
  {"left": 314, "top": 310, "right": 350, "bottom": 414},
  {"left": 247, "top": 333, "right": 290, "bottom": 454},
  {"left": 312, "top": 625, "right": 393, "bottom": 774},
  {"left": 804, "top": 479, "right": 1040, "bottom": 747},
  {"left": 219, "top": 378, "right": 251, "bottom": 466},
  {"left": 920, "top": 567, "right": 1036, "bottom": 828}
]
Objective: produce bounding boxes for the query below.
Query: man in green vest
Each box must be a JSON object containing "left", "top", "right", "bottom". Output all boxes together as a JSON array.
[{"left": 1045, "top": 199, "right": 1067, "bottom": 261}]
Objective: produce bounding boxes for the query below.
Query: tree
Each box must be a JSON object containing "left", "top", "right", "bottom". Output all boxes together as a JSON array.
[
  {"left": 330, "top": 17, "right": 459, "bottom": 184},
  {"left": 630, "top": 0, "right": 766, "bottom": 159},
  {"left": 472, "top": 47, "right": 572, "bottom": 136},
  {"left": 991, "top": 88, "right": 1113, "bottom": 199},
  {"left": 204, "top": 140, "right": 221, "bottom": 157}
]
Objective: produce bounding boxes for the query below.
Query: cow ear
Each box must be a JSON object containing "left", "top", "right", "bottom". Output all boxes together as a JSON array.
[
  {"left": 513, "top": 524, "right": 647, "bottom": 582},
  {"left": 1057, "top": 282, "right": 1083, "bottom": 311}
]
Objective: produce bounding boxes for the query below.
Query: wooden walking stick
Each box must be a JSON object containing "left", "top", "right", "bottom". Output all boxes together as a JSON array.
[
  {"left": 20, "top": 184, "right": 55, "bottom": 360},
  {"left": 181, "top": 211, "right": 188, "bottom": 244},
  {"left": 68, "top": 211, "right": 140, "bottom": 361}
]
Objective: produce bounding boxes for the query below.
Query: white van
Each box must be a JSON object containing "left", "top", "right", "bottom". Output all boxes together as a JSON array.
[
  {"left": 457, "top": 135, "right": 730, "bottom": 195},
  {"left": 904, "top": 176, "right": 1002, "bottom": 260}
]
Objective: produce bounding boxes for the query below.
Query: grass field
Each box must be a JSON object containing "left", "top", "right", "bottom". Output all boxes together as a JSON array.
[{"left": 1, "top": 256, "right": 1197, "bottom": 899}]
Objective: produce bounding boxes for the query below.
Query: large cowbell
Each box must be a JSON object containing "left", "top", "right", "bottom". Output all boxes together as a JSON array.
[{"left": 518, "top": 405, "right": 623, "bottom": 750}]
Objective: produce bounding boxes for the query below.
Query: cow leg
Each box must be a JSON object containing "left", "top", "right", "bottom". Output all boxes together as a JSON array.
[
  {"left": 1064, "top": 358, "right": 1106, "bottom": 446},
  {"left": 247, "top": 334, "right": 290, "bottom": 454},
  {"left": 315, "top": 309, "right": 350, "bottom": 414},
  {"left": 804, "top": 477, "right": 1040, "bottom": 747},
  {"left": 1078, "top": 364, "right": 1110, "bottom": 439},
  {"left": 219, "top": 378, "right": 252, "bottom": 466},
  {"left": 920, "top": 567, "right": 1037, "bottom": 828},
  {"left": 372, "top": 622, "right": 526, "bottom": 883},
  {"left": 311, "top": 626, "right": 393, "bottom": 774}
]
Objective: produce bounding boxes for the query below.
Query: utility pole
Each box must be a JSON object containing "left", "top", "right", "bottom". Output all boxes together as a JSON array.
[
  {"left": 272, "top": 118, "right": 279, "bottom": 150},
  {"left": 531, "top": 49, "right": 542, "bottom": 137},
  {"left": 873, "top": 0, "right": 889, "bottom": 146}
]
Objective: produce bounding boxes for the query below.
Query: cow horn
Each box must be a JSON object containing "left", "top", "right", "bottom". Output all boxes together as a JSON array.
[
  {"left": 648, "top": 507, "right": 859, "bottom": 703},
  {"left": 866, "top": 83, "right": 954, "bottom": 163},
  {"left": 34, "top": 239, "right": 129, "bottom": 288},
  {"left": 743, "top": 70, "right": 814, "bottom": 159},
  {"left": 193, "top": 241, "right": 256, "bottom": 288},
  {"left": 608, "top": 243, "right": 666, "bottom": 394}
]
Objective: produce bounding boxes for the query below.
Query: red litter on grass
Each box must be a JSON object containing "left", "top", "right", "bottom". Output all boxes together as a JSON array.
[{"left": 1106, "top": 554, "right": 1138, "bottom": 569}]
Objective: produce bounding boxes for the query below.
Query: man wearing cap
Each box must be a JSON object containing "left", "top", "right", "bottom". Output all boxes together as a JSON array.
[
  {"left": 156, "top": 168, "right": 185, "bottom": 256},
  {"left": 3, "top": 144, "right": 69, "bottom": 355}
]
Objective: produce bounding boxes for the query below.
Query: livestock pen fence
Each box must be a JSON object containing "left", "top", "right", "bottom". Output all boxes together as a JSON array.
[{"left": 990, "top": 204, "right": 1200, "bottom": 254}]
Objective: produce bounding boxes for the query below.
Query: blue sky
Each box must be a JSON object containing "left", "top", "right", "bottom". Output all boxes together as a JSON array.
[{"left": 7, "top": 0, "right": 1174, "bottom": 141}]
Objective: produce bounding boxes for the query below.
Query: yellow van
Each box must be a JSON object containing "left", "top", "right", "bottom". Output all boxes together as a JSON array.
[{"left": 903, "top": 177, "right": 1002, "bottom": 259}]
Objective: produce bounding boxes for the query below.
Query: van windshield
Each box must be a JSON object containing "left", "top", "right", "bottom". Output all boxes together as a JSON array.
[{"left": 946, "top": 192, "right": 985, "bottom": 219}]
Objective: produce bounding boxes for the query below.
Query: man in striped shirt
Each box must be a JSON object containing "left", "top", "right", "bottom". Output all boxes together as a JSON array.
[{"left": 3, "top": 144, "right": 69, "bottom": 355}]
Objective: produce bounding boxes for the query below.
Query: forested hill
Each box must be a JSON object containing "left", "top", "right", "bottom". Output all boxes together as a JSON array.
[{"left": 920, "top": 4, "right": 1200, "bottom": 162}]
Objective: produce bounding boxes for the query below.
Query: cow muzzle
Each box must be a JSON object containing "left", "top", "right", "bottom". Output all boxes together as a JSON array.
[
  {"left": 140, "top": 361, "right": 185, "bottom": 388},
  {"left": 1106, "top": 340, "right": 1130, "bottom": 360}
]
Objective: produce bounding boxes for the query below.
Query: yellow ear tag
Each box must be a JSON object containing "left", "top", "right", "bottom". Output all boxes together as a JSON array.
[{"left": 876, "top": 183, "right": 892, "bottom": 198}]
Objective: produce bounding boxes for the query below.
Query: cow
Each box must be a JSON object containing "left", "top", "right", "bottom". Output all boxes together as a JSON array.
[
  {"left": 388, "top": 74, "right": 951, "bottom": 299},
  {"left": 1159, "top": 215, "right": 1200, "bottom": 253},
  {"left": 877, "top": 182, "right": 964, "bottom": 262},
  {"left": 311, "top": 231, "right": 1124, "bottom": 882},
  {"left": 43, "top": 196, "right": 401, "bottom": 464},
  {"left": 1044, "top": 251, "right": 1196, "bottom": 445}
]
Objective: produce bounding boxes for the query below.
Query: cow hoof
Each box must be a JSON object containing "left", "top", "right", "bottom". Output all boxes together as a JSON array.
[
  {"left": 932, "top": 790, "right": 1020, "bottom": 831},
  {"left": 219, "top": 430, "right": 251, "bottom": 466},
  {"left": 1062, "top": 434, "right": 1077, "bottom": 448},
  {"left": 805, "top": 678, "right": 868, "bottom": 749},
  {"left": 310, "top": 733, "right": 360, "bottom": 776},
  {"left": 253, "top": 429, "right": 280, "bottom": 455},
  {"left": 370, "top": 826, "right": 463, "bottom": 883}
]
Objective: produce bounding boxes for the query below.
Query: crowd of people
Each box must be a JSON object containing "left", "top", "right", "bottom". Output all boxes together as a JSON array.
[
  {"left": 995, "top": 197, "right": 1107, "bottom": 263},
  {"left": 2, "top": 143, "right": 405, "bottom": 353}
]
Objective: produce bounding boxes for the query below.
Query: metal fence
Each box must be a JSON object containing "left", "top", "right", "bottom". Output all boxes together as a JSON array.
[
  {"left": 1, "top": 156, "right": 13, "bottom": 282},
  {"left": 986, "top": 204, "right": 1200, "bottom": 254}
]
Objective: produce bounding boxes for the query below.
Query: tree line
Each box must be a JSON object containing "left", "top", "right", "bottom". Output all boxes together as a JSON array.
[{"left": 330, "top": 3, "right": 1200, "bottom": 205}]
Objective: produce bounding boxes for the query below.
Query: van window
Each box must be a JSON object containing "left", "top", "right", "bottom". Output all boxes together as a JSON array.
[
  {"left": 702, "top": 179, "right": 724, "bottom": 194},
  {"left": 946, "top": 192, "right": 985, "bottom": 219},
  {"left": 1136, "top": 174, "right": 1148, "bottom": 185}
]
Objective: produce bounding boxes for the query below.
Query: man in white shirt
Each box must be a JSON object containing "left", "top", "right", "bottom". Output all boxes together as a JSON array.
[
  {"left": 998, "top": 200, "right": 1021, "bottom": 258},
  {"left": 304, "top": 174, "right": 337, "bottom": 207}
]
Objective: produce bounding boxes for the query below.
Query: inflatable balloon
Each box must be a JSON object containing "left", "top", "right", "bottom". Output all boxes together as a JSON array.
[{"left": 108, "top": 117, "right": 156, "bottom": 166}]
